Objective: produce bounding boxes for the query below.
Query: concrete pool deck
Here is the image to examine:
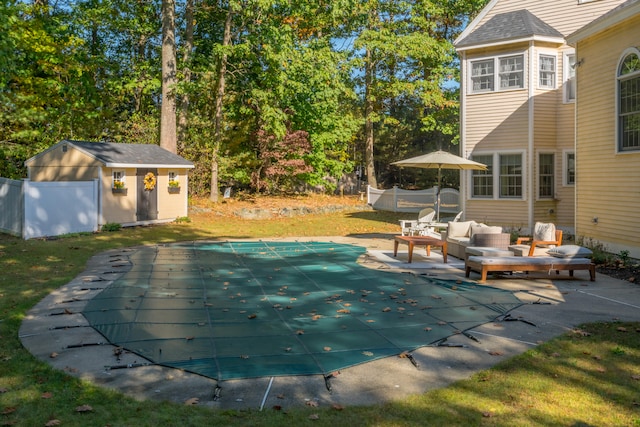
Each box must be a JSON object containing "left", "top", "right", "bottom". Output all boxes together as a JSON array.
[{"left": 19, "top": 234, "right": 640, "bottom": 411}]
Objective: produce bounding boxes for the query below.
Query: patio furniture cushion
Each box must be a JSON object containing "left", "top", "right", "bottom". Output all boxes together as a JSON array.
[
  {"left": 465, "top": 247, "right": 514, "bottom": 258},
  {"left": 447, "top": 220, "right": 475, "bottom": 238},
  {"left": 465, "top": 255, "right": 596, "bottom": 283},
  {"left": 547, "top": 245, "right": 593, "bottom": 258}
]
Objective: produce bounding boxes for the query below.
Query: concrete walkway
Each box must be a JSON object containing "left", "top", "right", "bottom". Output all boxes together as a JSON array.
[{"left": 19, "top": 234, "right": 640, "bottom": 410}]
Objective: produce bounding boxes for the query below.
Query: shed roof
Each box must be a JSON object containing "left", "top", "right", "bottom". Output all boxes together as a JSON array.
[
  {"left": 27, "top": 140, "right": 195, "bottom": 169},
  {"left": 455, "top": 9, "right": 564, "bottom": 49}
]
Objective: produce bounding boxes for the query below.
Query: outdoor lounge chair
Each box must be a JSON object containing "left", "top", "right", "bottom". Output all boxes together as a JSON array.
[
  {"left": 509, "top": 222, "right": 563, "bottom": 257},
  {"left": 399, "top": 208, "right": 436, "bottom": 236}
]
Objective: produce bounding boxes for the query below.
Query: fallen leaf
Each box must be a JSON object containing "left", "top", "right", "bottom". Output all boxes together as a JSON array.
[
  {"left": 75, "top": 404, "right": 93, "bottom": 412},
  {"left": 482, "top": 411, "right": 493, "bottom": 418},
  {"left": 382, "top": 307, "right": 391, "bottom": 312},
  {"left": 424, "top": 327, "right": 432, "bottom": 331},
  {"left": 272, "top": 405, "right": 282, "bottom": 410},
  {"left": 631, "top": 374, "right": 640, "bottom": 381},
  {"left": 2, "top": 407, "right": 16, "bottom": 415},
  {"left": 323, "top": 346, "right": 332, "bottom": 352},
  {"left": 296, "top": 329, "right": 305, "bottom": 335},
  {"left": 50, "top": 352, "right": 58, "bottom": 359},
  {"left": 488, "top": 351, "right": 503, "bottom": 356},
  {"left": 308, "top": 413, "right": 319, "bottom": 420},
  {"left": 551, "top": 352, "right": 561, "bottom": 357},
  {"left": 362, "top": 351, "right": 374, "bottom": 356},
  {"left": 277, "top": 393, "right": 285, "bottom": 399},
  {"left": 45, "top": 420, "right": 62, "bottom": 427},
  {"left": 306, "top": 400, "right": 319, "bottom": 407},
  {"left": 332, "top": 404, "right": 345, "bottom": 410},
  {"left": 617, "top": 327, "right": 628, "bottom": 332},
  {"left": 41, "top": 392, "right": 53, "bottom": 399},
  {"left": 184, "top": 397, "right": 199, "bottom": 405},
  {"left": 247, "top": 313, "right": 257, "bottom": 319},
  {"left": 336, "top": 309, "right": 350, "bottom": 314}
]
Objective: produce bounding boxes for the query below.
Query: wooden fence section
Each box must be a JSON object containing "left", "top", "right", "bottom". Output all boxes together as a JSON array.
[{"left": 367, "top": 185, "right": 460, "bottom": 213}]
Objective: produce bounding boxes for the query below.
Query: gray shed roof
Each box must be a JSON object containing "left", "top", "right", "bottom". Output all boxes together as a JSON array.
[
  {"left": 456, "top": 9, "right": 564, "bottom": 49},
  {"left": 64, "top": 140, "right": 194, "bottom": 169}
]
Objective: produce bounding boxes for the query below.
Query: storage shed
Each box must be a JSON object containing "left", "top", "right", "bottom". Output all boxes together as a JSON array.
[{"left": 25, "top": 140, "right": 194, "bottom": 228}]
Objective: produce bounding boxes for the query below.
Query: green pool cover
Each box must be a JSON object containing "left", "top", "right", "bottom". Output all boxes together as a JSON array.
[{"left": 82, "top": 241, "right": 522, "bottom": 381}]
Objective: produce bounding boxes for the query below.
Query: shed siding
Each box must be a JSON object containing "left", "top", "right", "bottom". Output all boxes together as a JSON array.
[
  {"left": 102, "top": 168, "right": 138, "bottom": 224},
  {"left": 156, "top": 169, "right": 189, "bottom": 218},
  {"left": 575, "top": 16, "right": 640, "bottom": 258},
  {"left": 27, "top": 145, "right": 101, "bottom": 181}
]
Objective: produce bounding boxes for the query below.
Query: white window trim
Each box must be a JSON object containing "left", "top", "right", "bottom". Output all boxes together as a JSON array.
[
  {"left": 563, "top": 50, "right": 576, "bottom": 104},
  {"left": 168, "top": 171, "right": 179, "bottom": 183},
  {"left": 469, "top": 150, "right": 526, "bottom": 200},
  {"left": 112, "top": 170, "right": 126, "bottom": 189},
  {"left": 562, "top": 150, "right": 575, "bottom": 186},
  {"left": 538, "top": 51, "right": 557, "bottom": 90},
  {"left": 468, "top": 52, "right": 527, "bottom": 95},
  {"left": 616, "top": 47, "right": 640, "bottom": 154},
  {"left": 537, "top": 152, "right": 555, "bottom": 200}
]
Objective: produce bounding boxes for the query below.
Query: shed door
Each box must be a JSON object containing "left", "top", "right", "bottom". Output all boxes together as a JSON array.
[{"left": 137, "top": 168, "right": 158, "bottom": 221}]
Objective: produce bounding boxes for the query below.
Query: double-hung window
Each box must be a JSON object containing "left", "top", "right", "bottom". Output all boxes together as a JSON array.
[
  {"left": 471, "top": 155, "right": 493, "bottom": 198},
  {"left": 470, "top": 54, "right": 524, "bottom": 93},
  {"left": 539, "top": 54, "right": 556, "bottom": 89},
  {"left": 538, "top": 153, "right": 554, "bottom": 198},
  {"left": 618, "top": 49, "right": 640, "bottom": 151},
  {"left": 499, "top": 154, "right": 522, "bottom": 198},
  {"left": 471, "top": 153, "right": 523, "bottom": 199}
]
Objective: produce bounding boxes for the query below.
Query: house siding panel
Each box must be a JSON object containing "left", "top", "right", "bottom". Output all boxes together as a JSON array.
[
  {"left": 472, "top": 0, "right": 626, "bottom": 39},
  {"left": 575, "top": 15, "right": 640, "bottom": 258}
]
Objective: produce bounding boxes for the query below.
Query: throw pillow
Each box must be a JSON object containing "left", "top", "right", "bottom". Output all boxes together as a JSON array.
[
  {"left": 447, "top": 221, "right": 475, "bottom": 238},
  {"left": 547, "top": 245, "right": 593, "bottom": 258},
  {"left": 470, "top": 224, "right": 502, "bottom": 238},
  {"left": 533, "top": 222, "right": 556, "bottom": 241}
]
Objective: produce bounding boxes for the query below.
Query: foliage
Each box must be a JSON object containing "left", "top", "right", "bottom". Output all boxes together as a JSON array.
[
  {"left": 0, "top": 0, "right": 488, "bottom": 195},
  {"left": 101, "top": 222, "right": 122, "bottom": 232},
  {"left": 0, "top": 202, "right": 638, "bottom": 426}
]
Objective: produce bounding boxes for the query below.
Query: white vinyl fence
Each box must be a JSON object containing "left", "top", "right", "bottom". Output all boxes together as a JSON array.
[
  {"left": 0, "top": 178, "right": 99, "bottom": 239},
  {"left": 367, "top": 185, "right": 460, "bottom": 214}
]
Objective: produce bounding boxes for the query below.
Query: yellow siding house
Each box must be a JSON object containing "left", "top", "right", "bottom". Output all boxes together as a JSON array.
[
  {"left": 567, "top": 0, "right": 640, "bottom": 258},
  {"left": 25, "top": 140, "right": 194, "bottom": 228},
  {"left": 454, "top": 0, "right": 626, "bottom": 235}
]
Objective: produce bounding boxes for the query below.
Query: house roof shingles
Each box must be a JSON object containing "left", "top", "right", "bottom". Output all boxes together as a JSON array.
[
  {"left": 456, "top": 9, "right": 564, "bottom": 48},
  {"left": 66, "top": 140, "right": 194, "bottom": 168}
]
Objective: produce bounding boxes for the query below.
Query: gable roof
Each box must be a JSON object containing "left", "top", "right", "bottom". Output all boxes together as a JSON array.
[
  {"left": 567, "top": 0, "right": 640, "bottom": 44},
  {"left": 455, "top": 9, "right": 564, "bottom": 50},
  {"left": 27, "top": 140, "right": 195, "bottom": 169}
]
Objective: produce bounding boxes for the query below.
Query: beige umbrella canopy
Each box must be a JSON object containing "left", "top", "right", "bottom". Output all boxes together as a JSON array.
[{"left": 391, "top": 150, "right": 487, "bottom": 221}]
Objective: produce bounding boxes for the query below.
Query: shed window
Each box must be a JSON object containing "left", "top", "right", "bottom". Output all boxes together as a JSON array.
[
  {"left": 113, "top": 171, "right": 126, "bottom": 189},
  {"left": 618, "top": 50, "right": 640, "bottom": 152}
]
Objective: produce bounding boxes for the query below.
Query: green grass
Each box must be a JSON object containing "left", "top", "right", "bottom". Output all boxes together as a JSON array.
[{"left": 1, "top": 202, "right": 639, "bottom": 426}]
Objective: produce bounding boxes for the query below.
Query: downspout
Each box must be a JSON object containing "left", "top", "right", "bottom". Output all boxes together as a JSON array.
[
  {"left": 528, "top": 41, "right": 535, "bottom": 230},
  {"left": 459, "top": 50, "right": 467, "bottom": 218}
]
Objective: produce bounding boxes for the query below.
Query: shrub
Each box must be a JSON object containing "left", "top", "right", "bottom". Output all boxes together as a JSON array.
[{"left": 101, "top": 222, "right": 122, "bottom": 232}]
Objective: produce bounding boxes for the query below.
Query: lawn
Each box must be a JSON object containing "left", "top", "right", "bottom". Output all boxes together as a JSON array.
[{"left": 1, "top": 195, "right": 639, "bottom": 426}]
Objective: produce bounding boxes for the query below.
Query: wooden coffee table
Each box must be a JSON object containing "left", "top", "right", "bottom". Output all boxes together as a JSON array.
[{"left": 393, "top": 235, "right": 447, "bottom": 264}]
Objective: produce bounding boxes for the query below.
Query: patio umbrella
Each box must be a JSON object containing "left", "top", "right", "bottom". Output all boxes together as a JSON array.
[{"left": 391, "top": 150, "right": 487, "bottom": 221}]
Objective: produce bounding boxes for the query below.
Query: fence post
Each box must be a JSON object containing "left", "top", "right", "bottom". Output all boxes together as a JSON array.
[{"left": 392, "top": 185, "right": 398, "bottom": 212}]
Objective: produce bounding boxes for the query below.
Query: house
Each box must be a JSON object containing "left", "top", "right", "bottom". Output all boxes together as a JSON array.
[
  {"left": 25, "top": 140, "right": 194, "bottom": 228},
  {"left": 566, "top": 0, "right": 640, "bottom": 258},
  {"left": 454, "top": 0, "right": 627, "bottom": 235}
]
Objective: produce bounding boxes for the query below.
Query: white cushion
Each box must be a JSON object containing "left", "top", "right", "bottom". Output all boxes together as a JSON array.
[
  {"left": 470, "top": 224, "right": 502, "bottom": 237},
  {"left": 547, "top": 245, "right": 593, "bottom": 258},
  {"left": 533, "top": 222, "right": 556, "bottom": 241},
  {"left": 447, "top": 221, "right": 475, "bottom": 238}
]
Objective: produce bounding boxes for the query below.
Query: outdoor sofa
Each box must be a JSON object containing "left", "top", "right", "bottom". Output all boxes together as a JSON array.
[{"left": 440, "top": 220, "right": 510, "bottom": 259}]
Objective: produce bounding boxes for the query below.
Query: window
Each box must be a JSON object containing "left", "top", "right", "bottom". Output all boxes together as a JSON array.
[
  {"left": 618, "top": 50, "right": 640, "bottom": 151},
  {"left": 564, "top": 151, "right": 575, "bottom": 185},
  {"left": 112, "top": 171, "right": 125, "bottom": 189},
  {"left": 538, "top": 153, "right": 554, "bottom": 198},
  {"left": 564, "top": 53, "right": 576, "bottom": 102},
  {"left": 539, "top": 54, "right": 556, "bottom": 89},
  {"left": 470, "top": 153, "right": 523, "bottom": 199},
  {"left": 499, "top": 154, "right": 522, "bottom": 198},
  {"left": 471, "top": 59, "right": 494, "bottom": 92},
  {"left": 499, "top": 55, "right": 524, "bottom": 90},
  {"left": 471, "top": 155, "right": 493, "bottom": 198},
  {"left": 168, "top": 171, "right": 178, "bottom": 184},
  {"left": 470, "top": 54, "right": 524, "bottom": 93}
]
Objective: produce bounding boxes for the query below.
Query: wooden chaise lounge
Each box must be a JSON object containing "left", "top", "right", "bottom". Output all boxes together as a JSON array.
[{"left": 465, "top": 256, "right": 596, "bottom": 283}]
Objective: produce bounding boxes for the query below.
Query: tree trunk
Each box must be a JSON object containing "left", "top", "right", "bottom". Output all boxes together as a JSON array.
[
  {"left": 364, "top": 45, "right": 377, "bottom": 188},
  {"left": 177, "top": 0, "right": 194, "bottom": 151},
  {"left": 160, "top": 0, "right": 177, "bottom": 153},
  {"left": 209, "top": 6, "right": 233, "bottom": 202}
]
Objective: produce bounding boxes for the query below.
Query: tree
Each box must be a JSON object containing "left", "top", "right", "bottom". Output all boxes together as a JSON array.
[{"left": 160, "top": 0, "right": 177, "bottom": 153}]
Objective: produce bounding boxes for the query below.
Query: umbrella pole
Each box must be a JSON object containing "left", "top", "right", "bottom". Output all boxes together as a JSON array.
[{"left": 436, "top": 167, "right": 442, "bottom": 221}]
